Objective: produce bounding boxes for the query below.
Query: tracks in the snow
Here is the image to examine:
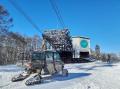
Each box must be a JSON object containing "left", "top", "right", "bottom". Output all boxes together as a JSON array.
[{"left": 0, "top": 82, "right": 12, "bottom": 89}]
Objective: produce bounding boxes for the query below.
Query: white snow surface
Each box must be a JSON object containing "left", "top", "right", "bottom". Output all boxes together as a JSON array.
[{"left": 0, "top": 61, "right": 120, "bottom": 89}]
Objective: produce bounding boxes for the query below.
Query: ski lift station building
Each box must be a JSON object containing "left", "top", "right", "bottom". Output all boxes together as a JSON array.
[
  {"left": 43, "top": 30, "right": 91, "bottom": 63},
  {"left": 72, "top": 36, "right": 90, "bottom": 59}
]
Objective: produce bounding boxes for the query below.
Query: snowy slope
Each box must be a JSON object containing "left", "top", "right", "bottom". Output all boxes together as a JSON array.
[{"left": 0, "top": 61, "right": 120, "bottom": 89}]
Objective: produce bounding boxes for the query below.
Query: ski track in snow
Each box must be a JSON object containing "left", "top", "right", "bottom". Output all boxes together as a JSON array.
[{"left": 0, "top": 61, "right": 120, "bottom": 89}]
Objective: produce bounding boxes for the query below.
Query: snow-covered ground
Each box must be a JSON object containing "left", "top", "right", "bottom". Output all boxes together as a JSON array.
[{"left": 0, "top": 61, "right": 120, "bottom": 89}]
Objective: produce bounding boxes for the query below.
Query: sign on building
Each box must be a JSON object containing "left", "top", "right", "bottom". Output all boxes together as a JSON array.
[{"left": 72, "top": 36, "right": 90, "bottom": 58}]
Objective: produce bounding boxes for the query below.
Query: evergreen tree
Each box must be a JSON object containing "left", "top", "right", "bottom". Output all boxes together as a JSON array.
[{"left": 95, "top": 45, "right": 101, "bottom": 60}]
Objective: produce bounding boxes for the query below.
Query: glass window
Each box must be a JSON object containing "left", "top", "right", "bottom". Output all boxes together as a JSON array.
[
  {"left": 32, "top": 52, "right": 45, "bottom": 60},
  {"left": 54, "top": 52, "right": 60, "bottom": 60},
  {"left": 46, "top": 52, "right": 53, "bottom": 60}
]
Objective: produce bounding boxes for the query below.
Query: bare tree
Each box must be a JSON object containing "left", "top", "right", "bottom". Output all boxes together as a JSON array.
[
  {"left": 32, "top": 35, "right": 42, "bottom": 51},
  {"left": 90, "top": 49, "right": 96, "bottom": 58},
  {"left": 101, "top": 53, "right": 107, "bottom": 62},
  {"left": 0, "top": 5, "right": 13, "bottom": 64}
]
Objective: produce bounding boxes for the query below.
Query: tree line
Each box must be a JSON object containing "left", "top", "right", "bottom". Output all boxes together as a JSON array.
[
  {"left": 91, "top": 45, "right": 120, "bottom": 63},
  {"left": 0, "top": 5, "right": 42, "bottom": 65},
  {"left": 0, "top": 30, "right": 42, "bottom": 65}
]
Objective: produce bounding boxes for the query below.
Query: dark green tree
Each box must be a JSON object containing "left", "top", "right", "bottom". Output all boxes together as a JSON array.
[
  {"left": 95, "top": 45, "right": 101, "bottom": 60},
  {"left": 0, "top": 5, "right": 13, "bottom": 31}
]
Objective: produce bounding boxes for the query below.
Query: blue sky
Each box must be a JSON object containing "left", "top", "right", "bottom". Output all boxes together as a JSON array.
[{"left": 0, "top": 0, "right": 120, "bottom": 53}]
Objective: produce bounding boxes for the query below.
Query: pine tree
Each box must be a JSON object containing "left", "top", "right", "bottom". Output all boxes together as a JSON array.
[{"left": 95, "top": 45, "right": 100, "bottom": 60}]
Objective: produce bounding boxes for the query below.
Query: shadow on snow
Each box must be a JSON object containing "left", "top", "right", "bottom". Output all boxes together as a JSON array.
[
  {"left": 52, "top": 73, "right": 91, "bottom": 81},
  {"left": 36, "top": 72, "right": 91, "bottom": 85},
  {"left": 75, "top": 63, "right": 117, "bottom": 71}
]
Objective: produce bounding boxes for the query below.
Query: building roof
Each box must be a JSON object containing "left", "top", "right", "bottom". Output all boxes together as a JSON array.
[{"left": 72, "top": 36, "right": 90, "bottom": 39}]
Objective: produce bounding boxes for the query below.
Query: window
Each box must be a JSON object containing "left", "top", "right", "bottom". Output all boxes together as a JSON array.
[
  {"left": 32, "top": 53, "right": 45, "bottom": 60},
  {"left": 54, "top": 52, "right": 60, "bottom": 60},
  {"left": 46, "top": 52, "right": 53, "bottom": 60}
]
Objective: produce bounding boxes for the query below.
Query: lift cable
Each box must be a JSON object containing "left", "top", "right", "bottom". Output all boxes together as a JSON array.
[
  {"left": 8, "top": 0, "right": 62, "bottom": 50},
  {"left": 49, "top": 0, "right": 66, "bottom": 29},
  {"left": 8, "top": 0, "right": 43, "bottom": 34}
]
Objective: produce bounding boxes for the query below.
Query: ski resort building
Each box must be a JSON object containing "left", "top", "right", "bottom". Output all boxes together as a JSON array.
[
  {"left": 43, "top": 29, "right": 91, "bottom": 63},
  {"left": 72, "top": 36, "right": 90, "bottom": 59}
]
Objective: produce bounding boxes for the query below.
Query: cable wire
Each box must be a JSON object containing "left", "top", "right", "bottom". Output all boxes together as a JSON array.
[
  {"left": 49, "top": 0, "right": 66, "bottom": 29},
  {"left": 8, "top": 0, "right": 43, "bottom": 34}
]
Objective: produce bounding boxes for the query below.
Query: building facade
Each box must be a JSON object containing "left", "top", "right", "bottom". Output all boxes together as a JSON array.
[{"left": 72, "top": 36, "right": 90, "bottom": 59}]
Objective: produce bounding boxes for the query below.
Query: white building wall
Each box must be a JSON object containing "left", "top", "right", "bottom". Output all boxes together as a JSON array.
[{"left": 72, "top": 36, "right": 90, "bottom": 58}]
